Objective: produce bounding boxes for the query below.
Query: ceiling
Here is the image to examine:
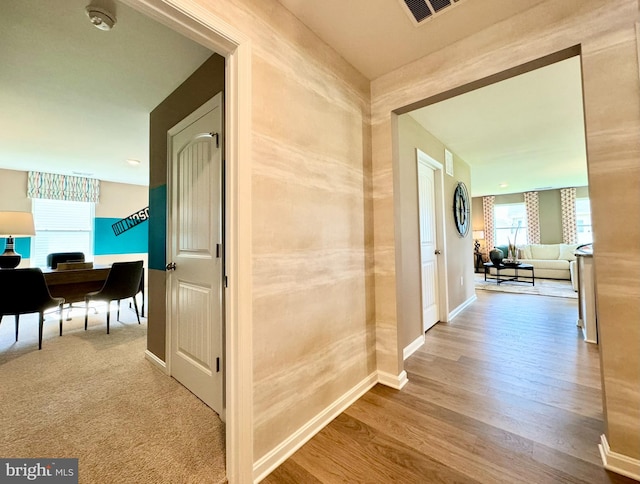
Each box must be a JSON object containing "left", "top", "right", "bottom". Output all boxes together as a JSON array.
[
  {"left": 409, "top": 56, "right": 588, "bottom": 197},
  {"left": 0, "top": 0, "right": 212, "bottom": 186},
  {"left": 1, "top": 0, "right": 587, "bottom": 195},
  {"left": 276, "top": 0, "right": 546, "bottom": 80}
]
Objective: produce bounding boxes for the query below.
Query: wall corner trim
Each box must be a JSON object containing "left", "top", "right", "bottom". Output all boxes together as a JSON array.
[
  {"left": 378, "top": 370, "right": 408, "bottom": 390},
  {"left": 403, "top": 334, "right": 425, "bottom": 360},
  {"left": 253, "top": 372, "right": 378, "bottom": 483},
  {"left": 599, "top": 434, "right": 640, "bottom": 481},
  {"left": 448, "top": 294, "right": 477, "bottom": 321},
  {"left": 144, "top": 350, "right": 167, "bottom": 373}
]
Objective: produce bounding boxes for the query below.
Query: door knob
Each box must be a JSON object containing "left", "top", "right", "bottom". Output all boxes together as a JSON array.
[
  {"left": 165, "top": 262, "right": 176, "bottom": 271},
  {"left": 435, "top": 250, "right": 441, "bottom": 255}
]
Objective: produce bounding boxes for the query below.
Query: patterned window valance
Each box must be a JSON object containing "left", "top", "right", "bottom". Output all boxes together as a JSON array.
[{"left": 28, "top": 171, "right": 100, "bottom": 203}]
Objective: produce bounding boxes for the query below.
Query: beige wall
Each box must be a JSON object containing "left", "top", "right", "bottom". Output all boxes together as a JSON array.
[
  {"left": 371, "top": 0, "right": 639, "bottom": 462},
  {"left": 396, "top": 115, "right": 474, "bottom": 350},
  {"left": 0, "top": 169, "right": 30, "bottom": 212},
  {"left": 538, "top": 189, "right": 562, "bottom": 243},
  {"left": 246, "top": 5, "right": 372, "bottom": 460},
  {"left": 96, "top": 181, "right": 147, "bottom": 218}
]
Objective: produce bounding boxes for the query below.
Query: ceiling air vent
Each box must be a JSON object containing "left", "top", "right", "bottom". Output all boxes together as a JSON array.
[{"left": 399, "top": 0, "right": 465, "bottom": 26}]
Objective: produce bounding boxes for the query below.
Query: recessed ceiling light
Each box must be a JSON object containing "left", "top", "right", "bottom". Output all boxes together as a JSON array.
[
  {"left": 126, "top": 159, "right": 141, "bottom": 166},
  {"left": 499, "top": 183, "right": 508, "bottom": 188}
]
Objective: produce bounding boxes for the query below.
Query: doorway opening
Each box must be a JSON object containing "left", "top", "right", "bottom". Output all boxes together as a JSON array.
[
  {"left": 394, "top": 46, "right": 588, "bottom": 350},
  {"left": 121, "top": 0, "right": 253, "bottom": 481}
]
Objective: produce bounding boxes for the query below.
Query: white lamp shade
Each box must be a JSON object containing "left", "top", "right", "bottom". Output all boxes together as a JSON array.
[
  {"left": 0, "top": 211, "right": 36, "bottom": 237},
  {"left": 472, "top": 230, "right": 485, "bottom": 240}
]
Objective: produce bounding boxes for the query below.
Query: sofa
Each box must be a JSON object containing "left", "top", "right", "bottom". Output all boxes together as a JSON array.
[{"left": 491, "top": 243, "right": 579, "bottom": 287}]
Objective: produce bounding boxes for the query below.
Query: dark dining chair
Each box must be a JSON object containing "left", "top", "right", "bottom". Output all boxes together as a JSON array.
[
  {"left": 46, "top": 251, "right": 90, "bottom": 320},
  {"left": 0, "top": 268, "right": 65, "bottom": 350},
  {"left": 46, "top": 252, "right": 85, "bottom": 269},
  {"left": 84, "top": 260, "right": 143, "bottom": 334}
]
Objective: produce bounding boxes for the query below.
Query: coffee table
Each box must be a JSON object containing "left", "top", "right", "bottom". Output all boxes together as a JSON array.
[{"left": 483, "top": 262, "right": 535, "bottom": 286}]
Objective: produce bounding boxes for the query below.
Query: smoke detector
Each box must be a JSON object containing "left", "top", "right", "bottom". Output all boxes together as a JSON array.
[{"left": 85, "top": 6, "right": 116, "bottom": 31}]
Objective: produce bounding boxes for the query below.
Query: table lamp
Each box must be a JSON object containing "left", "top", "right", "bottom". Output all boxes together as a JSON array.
[
  {"left": 472, "top": 230, "right": 484, "bottom": 253},
  {"left": 0, "top": 211, "right": 35, "bottom": 269}
]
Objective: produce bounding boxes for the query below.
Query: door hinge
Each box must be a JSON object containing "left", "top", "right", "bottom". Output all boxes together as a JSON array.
[
  {"left": 216, "top": 357, "right": 220, "bottom": 373},
  {"left": 210, "top": 132, "right": 219, "bottom": 148},
  {"left": 224, "top": 276, "right": 228, "bottom": 288},
  {"left": 216, "top": 243, "right": 222, "bottom": 258}
]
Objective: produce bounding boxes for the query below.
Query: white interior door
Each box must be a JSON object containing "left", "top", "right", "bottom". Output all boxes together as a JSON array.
[
  {"left": 168, "top": 94, "right": 223, "bottom": 415},
  {"left": 417, "top": 158, "right": 439, "bottom": 332}
]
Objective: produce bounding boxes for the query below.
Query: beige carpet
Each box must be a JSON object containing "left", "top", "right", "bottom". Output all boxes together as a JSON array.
[
  {"left": 474, "top": 273, "right": 577, "bottom": 299},
  {"left": 0, "top": 307, "right": 226, "bottom": 484}
]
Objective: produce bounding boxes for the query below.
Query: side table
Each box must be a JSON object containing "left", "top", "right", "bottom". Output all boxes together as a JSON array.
[{"left": 474, "top": 252, "right": 485, "bottom": 273}]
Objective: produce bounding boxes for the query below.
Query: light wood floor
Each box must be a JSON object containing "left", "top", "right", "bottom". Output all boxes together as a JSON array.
[{"left": 263, "top": 291, "right": 635, "bottom": 483}]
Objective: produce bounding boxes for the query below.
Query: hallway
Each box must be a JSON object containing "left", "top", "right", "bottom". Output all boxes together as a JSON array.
[{"left": 265, "top": 291, "right": 633, "bottom": 483}]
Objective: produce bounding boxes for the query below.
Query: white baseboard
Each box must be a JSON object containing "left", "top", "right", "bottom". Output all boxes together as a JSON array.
[
  {"left": 403, "top": 334, "right": 425, "bottom": 360},
  {"left": 252, "top": 372, "right": 378, "bottom": 483},
  {"left": 448, "top": 294, "right": 477, "bottom": 320},
  {"left": 599, "top": 434, "right": 640, "bottom": 481},
  {"left": 377, "top": 369, "right": 408, "bottom": 390},
  {"left": 145, "top": 350, "right": 168, "bottom": 373}
]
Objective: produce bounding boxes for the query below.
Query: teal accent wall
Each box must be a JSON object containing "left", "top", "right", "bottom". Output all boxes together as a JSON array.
[
  {"left": 94, "top": 217, "right": 148, "bottom": 255},
  {"left": 148, "top": 184, "right": 166, "bottom": 271},
  {"left": 0, "top": 237, "right": 31, "bottom": 257}
]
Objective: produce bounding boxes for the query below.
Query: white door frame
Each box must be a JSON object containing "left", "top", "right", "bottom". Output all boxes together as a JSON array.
[
  {"left": 122, "top": 1, "right": 252, "bottom": 482},
  {"left": 416, "top": 149, "right": 449, "bottom": 323}
]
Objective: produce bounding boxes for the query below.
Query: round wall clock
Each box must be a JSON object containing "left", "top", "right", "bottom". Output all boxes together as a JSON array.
[{"left": 453, "top": 182, "right": 470, "bottom": 237}]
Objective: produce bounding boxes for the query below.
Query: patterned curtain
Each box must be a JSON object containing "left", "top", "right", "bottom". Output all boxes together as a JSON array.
[
  {"left": 482, "top": 195, "right": 495, "bottom": 255},
  {"left": 28, "top": 171, "right": 100, "bottom": 203},
  {"left": 560, "top": 187, "right": 577, "bottom": 244},
  {"left": 524, "top": 191, "right": 540, "bottom": 244}
]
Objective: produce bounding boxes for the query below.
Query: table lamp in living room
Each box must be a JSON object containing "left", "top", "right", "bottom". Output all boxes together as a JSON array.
[
  {"left": 0, "top": 211, "right": 35, "bottom": 269},
  {"left": 472, "top": 230, "right": 484, "bottom": 253}
]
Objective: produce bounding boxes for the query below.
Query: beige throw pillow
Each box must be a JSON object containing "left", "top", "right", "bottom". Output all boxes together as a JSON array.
[{"left": 559, "top": 243, "right": 579, "bottom": 261}]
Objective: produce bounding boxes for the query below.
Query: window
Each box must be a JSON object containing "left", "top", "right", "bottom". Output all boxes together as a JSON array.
[
  {"left": 575, "top": 198, "right": 593, "bottom": 244},
  {"left": 31, "top": 199, "right": 94, "bottom": 267},
  {"left": 494, "top": 203, "right": 528, "bottom": 246}
]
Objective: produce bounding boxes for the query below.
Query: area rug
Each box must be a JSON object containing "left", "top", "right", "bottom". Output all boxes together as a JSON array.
[{"left": 474, "top": 273, "right": 578, "bottom": 299}]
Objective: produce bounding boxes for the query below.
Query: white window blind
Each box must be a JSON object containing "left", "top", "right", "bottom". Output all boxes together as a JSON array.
[{"left": 31, "top": 199, "right": 94, "bottom": 267}]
